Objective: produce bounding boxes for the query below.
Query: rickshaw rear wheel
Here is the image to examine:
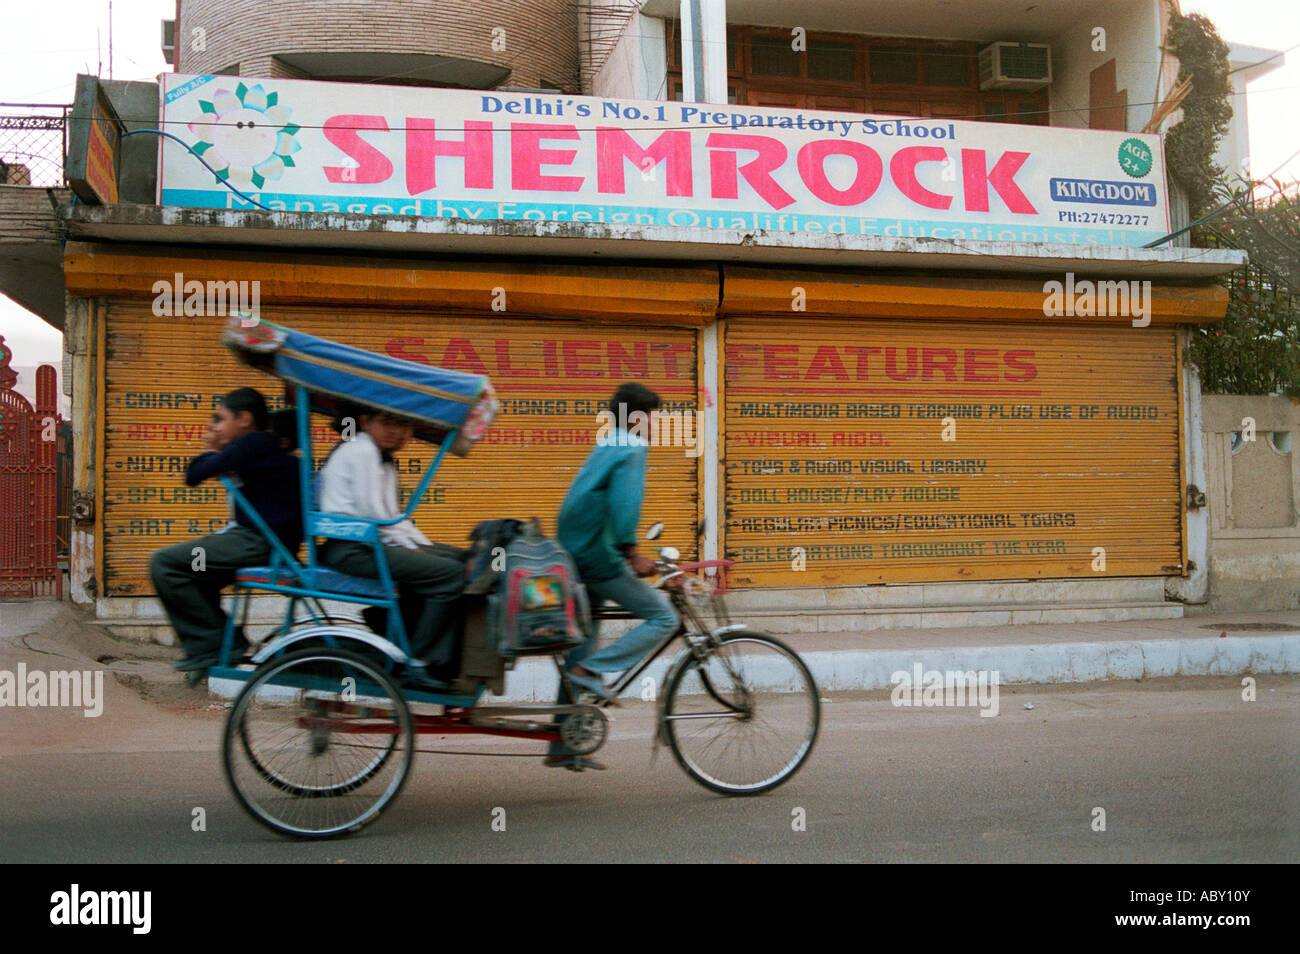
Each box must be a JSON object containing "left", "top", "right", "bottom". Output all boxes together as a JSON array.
[
  {"left": 223, "top": 647, "right": 414, "bottom": 839},
  {"left": 235, "top": 697, "right": 400, "bottom": 797}
]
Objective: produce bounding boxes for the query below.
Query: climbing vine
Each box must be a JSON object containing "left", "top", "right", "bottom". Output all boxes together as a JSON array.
[
  {"left": 1163, "top": 9, "right": 1234, "bottom": 217},
  {"left": 1163, "top": 8, "right": 1300, "bottom": 397},
  {"left": 1188, "top": 182, "right": 1300, "bottom": 398}
]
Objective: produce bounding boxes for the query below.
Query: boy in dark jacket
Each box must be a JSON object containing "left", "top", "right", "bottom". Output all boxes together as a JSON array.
[{"left": 149, "top": 387, "right": 302, "bottom": 671}]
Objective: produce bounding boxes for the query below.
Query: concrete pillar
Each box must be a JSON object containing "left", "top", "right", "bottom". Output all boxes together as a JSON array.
[
  {"left": 701, "top": 322, "right": 719, "bottom": 562},
  {"left": 680, "top": 1, "right": 726, "bottom": 561},
  {"left": 1168, "top": 326, "right": 1209, "bottom": 604},
  {"left": 679, "top": 0, "right": 727, "bottom": 104},
  {"left": 64, "top": 295, "right": 96, "bottom": 604}
]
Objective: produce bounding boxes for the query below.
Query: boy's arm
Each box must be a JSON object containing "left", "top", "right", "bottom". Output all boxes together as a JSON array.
[
  {"left": 186, "top": 432, "right": 270, "bottom": 487},
  {"left": 606, "top": 446, "right": 648, "bottom": 552}
]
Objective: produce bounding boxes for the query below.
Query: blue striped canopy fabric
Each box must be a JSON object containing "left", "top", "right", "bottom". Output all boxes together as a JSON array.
[{"left": 223, "top": 317, "right": 497, "bottom": 453}]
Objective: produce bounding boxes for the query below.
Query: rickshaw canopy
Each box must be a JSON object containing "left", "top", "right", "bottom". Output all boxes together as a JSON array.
[{"left": 223, "top": 316, "right": 497, "bottom": 455}]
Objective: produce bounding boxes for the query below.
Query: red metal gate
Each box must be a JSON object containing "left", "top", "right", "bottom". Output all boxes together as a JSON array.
[{"left": 0, "top": 336, "right": 61, "bottom": 598}]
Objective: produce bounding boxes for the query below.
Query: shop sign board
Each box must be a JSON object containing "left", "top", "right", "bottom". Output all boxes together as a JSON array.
[
  {"left": 67, "top": 74, "right": 122, "bottom": 204},
  {"left": 158, "top": 73, "right": 1170, "bottom": 246}
]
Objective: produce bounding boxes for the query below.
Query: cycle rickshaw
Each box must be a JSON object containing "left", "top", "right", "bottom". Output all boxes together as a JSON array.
[{"left": 208, "top": 316, "right": 820, "bottom": 839}]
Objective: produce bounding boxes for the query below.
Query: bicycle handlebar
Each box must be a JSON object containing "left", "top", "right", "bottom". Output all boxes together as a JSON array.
[{"left": 651, "top": 557, "right": 735, "bottom": 593}]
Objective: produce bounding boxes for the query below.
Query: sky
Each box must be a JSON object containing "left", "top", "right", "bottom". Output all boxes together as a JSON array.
[{"left": 1, "top": 0, "right": 1297, "bottom": 393}]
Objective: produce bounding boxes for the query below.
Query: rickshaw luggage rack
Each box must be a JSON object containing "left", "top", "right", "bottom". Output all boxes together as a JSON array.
[{"left": 209, "top": 317, "right": 820, "bottom": 839}]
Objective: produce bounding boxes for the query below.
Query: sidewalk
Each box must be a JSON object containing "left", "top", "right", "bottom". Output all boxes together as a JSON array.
[
  {"left": 3, "top": 600, "right": 1298, "bottom": 705},
  {"left": 498, "top": 608, "right": 1300, "bottom": 702},
  {"left": 771, "top": 610, "right": 1300, "bottom": 693}
]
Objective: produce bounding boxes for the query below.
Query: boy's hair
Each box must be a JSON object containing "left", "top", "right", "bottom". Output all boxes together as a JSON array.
[
  {"left": 330, "top": 400, "right": 364, "bottom": 434},
  {"left": 329, "top": 402, "right": 412, "bottom": 433},
  {"left": 221, "top": 387, "right": 269, "bottom": 430},
  {"left": 608, "top": 382, "right": 661, "bottom": 418}
]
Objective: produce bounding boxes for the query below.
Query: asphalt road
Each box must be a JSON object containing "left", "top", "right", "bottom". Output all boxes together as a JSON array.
[{"left": 2, "top": 675, "right": 1297, "bottom": 863}]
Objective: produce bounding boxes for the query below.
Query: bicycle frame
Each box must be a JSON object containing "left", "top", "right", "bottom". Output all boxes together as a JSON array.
[{"left": 586, "top": 559, "right": 749, "bottom": 709}]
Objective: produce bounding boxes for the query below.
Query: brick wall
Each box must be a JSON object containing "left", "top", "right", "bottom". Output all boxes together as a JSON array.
[{"left": 176, "top": 0, "right": 579, "bottom": 91}]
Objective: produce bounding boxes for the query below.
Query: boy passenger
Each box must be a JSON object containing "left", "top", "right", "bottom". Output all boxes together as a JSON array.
[
  {"left": 150, "top": 387, "right": 302, "bottom": 672},
  {"left": 317, "top": 408, "right": 468, "bottom": 688}
]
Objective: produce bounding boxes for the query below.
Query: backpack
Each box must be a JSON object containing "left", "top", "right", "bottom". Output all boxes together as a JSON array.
[
  {"left": 464, "top": 517, "right": 526, "bottom": 594},
  {"left": 487, "top": 525, "right": 590, "bottom": 658}
]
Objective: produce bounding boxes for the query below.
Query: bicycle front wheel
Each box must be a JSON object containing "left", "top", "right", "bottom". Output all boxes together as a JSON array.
[
  {"left": 222, "top": 648, "right": 414, "bottom": 839},
  {"left": 662, "top": 631, "right": 819, "bottom": 796}
]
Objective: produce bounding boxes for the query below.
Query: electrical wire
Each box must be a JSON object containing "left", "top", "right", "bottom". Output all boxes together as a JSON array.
[
  {"left": 1226, "top": 40, "right": 1299, "bottom": 75},
  {"left": 1143, "top": 144, "right": 1300, "bottom": 247},
  {"left": 119, "top": 127, "right": 274, "bottom": 210}
]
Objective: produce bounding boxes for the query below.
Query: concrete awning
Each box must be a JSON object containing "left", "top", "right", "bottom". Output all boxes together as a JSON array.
[
  {"left": 0, "top": 186, "right": 71, "bottom": 329},
  {"left": 274, "top": 51, "right": 510, "bottom": 89},
  {"left": 60, "top": 202, "right": 1246, "bottom": 283}
]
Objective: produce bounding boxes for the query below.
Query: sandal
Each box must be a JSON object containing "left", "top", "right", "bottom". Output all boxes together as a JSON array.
[
  {"left": 543, "top": 754, "right": 608, "bottom": 772},
  {"left": 565, "top": 670, "right": 617, "bottom": 704}
]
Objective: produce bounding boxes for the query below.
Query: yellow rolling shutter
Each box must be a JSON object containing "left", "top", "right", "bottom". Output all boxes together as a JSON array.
[
  {"left": 65, "top": 244, "right": 720, "bottom": 326},
  {"left": 102, "top": 302, "right": 698, "bottom": 595},
  {"left": 723, "top": 316, "right": 1182, "bottom": 587}
]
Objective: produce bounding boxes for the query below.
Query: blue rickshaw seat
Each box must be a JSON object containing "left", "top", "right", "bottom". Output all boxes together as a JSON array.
[{"left": 235, "top": 565, "right": 399, "bottom": 600}]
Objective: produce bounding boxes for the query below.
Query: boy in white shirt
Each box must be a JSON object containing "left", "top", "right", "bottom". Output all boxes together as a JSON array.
[{"left": 318, "top": 409, "right": 467, "bottom": 685}]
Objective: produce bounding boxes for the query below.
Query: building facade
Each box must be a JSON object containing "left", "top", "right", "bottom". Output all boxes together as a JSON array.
[{"left": 43, "top": 0, "right": 1284, "bottom": 635}]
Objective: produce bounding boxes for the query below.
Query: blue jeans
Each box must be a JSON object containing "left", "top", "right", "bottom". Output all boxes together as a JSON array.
[{"left": 548, "top": 566, "right": 680, "bottom": 757}]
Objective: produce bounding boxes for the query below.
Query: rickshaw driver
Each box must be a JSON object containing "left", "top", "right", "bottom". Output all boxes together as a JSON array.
[
  {"left": 545, "top": 382, "right": 681, "bottom": 771},
  {"left": 318, "top": 409, "right": 468, "bottom": 688}
]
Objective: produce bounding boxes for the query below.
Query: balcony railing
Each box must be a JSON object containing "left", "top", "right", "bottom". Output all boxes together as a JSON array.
[{"left": 0, "top": 104, "right": 69, "bottom": 188}]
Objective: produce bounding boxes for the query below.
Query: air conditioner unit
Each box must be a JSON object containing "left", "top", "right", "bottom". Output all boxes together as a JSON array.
[{"left": 979, "top": 42, "right": 1052, "bottom": 91}]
